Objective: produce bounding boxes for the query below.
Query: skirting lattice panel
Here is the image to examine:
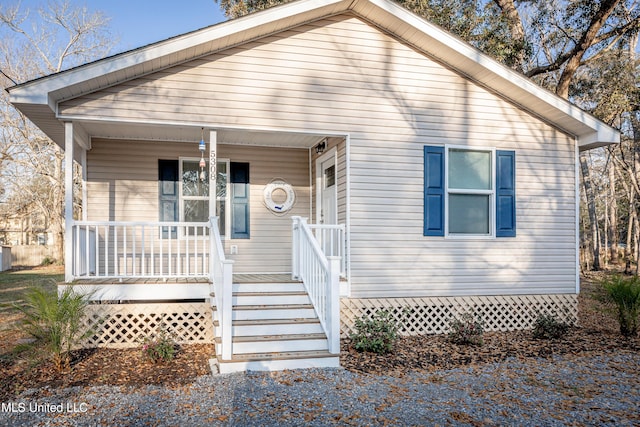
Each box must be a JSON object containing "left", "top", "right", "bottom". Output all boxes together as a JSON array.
[
  {"left": 78, "top": 302, "right": 214, "bottom": 349},
  {"left": 340, "top": 294, "right": 578, "bottom": 337}
]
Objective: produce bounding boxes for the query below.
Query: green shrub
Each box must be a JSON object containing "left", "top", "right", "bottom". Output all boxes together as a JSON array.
[
  {"left": 448, "top": 312, "right": 484, "bottom": 346},
  {"left": 141, "top": 328, "right": 176, "bottom": 363},
  {"left": 350, "top": 310, "right": 399, "bottom": 354},
  {"left": 15, "top": 286, "right": 92, "bottom": 372},
  {"left": 41, "top": 256, "right": 55, "bottom": 266},
  {"left": 602, "top": 275, "right": 640, "bottom": 337},
  {"left": 532, "top": 312, "right": 570, "bottom": 339}
]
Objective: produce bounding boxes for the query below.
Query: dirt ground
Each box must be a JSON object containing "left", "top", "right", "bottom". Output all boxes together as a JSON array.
[{"left": 0, "top": 268, "right": 638, "bottom": 400}]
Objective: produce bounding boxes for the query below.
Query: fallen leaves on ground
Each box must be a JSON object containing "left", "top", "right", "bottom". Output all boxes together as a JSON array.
[{"left": 0, "top": 271, "right": 638, "bottom": 401}]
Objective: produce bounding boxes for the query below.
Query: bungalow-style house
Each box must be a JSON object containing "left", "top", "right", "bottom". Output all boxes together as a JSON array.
[{"left": 8, "top": 0, "right": 619, "bottom": 372}]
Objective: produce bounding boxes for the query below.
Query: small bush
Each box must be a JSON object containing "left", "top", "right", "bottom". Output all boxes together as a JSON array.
[
  {"left": 41, "top": 256, "right": 55, "bottom": 266},
  {"left": 449, "top": 312, "right": 484, "bottom": 346},
  {"left": 141, "top": 328, "right": 176, "bottom": 363},
  {"left": 350, "top": 310, "right": 399, "bottom": 354},
  {"left": 602, "top": 275, "right": 640, "bottom": 337},
  {"left": 15, "top": 286, "right": 92, "bottom": 372},
  {"left": 532, "top": 313, "right": 570, "bottom": 339}
]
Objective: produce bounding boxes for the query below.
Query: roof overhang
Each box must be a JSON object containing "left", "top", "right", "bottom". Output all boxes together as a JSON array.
[{"left": 7, "top": 0, "right": 619, "bottom": 151}]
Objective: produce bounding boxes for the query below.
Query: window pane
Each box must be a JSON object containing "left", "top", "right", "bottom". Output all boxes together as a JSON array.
[
  {"left": 449, "top": 149, "right": 491, "bottom": 190},
  {"left": 184, "top": 199, "right": 209, "bottom": 223},
  {"left": 449, "top": 194, "right": 490, "bottom": 234},
  {"left": 217, "top": 162, "right": 227, "bottom": 200},
  {"left": 217, "top": 200, "right": 226, "bottom": 236},
  {"left": 183, "top": 160, "right": 209, "bottom": 197},
  {"left": 324, "top": 165, "right": 335, "bottom": 188}
]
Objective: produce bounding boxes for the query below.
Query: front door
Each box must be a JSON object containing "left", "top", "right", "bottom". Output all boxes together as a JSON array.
[{"left": 316, "top": 149, "right": 338, "bottom": 255}]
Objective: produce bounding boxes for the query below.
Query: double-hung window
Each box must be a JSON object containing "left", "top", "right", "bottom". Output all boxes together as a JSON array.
[
  {"left": 181, "top": 158, "right": 210, "bottom": 226},
  {"left": 180, "top": 157, "right": 232, "bottom": 237},
  {"left": 447, "top": 148, "right": 494, "bottom": 236},
  {"left": 424, "top": 145, "right": 516, "bottom": 238},
  {"left": 159, "top": 158, "right": 230, "bottom": 238}
]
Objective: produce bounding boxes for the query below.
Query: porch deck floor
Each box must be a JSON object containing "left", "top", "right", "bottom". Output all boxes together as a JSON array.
[{"left": 72, "top": 273, "right": 297, "bottom": 285}]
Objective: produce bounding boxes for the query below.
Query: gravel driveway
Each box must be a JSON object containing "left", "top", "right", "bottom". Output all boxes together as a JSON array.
[{"left": 2, "top": 350, "right": 638, "bottom": 426}]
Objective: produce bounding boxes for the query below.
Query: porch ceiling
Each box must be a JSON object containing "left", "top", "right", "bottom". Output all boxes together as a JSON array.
[{"left": 79, "top": 121, "right": 329, "bottom": 149}]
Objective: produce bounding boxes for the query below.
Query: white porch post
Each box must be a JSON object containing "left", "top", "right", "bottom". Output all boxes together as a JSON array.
[
  {"left": 209, "top": 130, "right": 217, "bottom": 218},
  {"left": 327, "top": 256, "right": 341, "bottom": 354},
  {"left": 81, "top": 148, "right": 87, "bottom": 221},
  {"left": 64, "top": 122, "right": 75, "bottom": 282}
]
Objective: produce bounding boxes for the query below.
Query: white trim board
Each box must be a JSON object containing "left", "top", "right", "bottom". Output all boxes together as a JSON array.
[{"left": 59, "top": 283, "right": 210, "bottom": 301}]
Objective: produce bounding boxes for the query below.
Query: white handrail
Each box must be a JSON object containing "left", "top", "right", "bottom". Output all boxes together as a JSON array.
[
  {"left": 291, "top": 216, "right": 340, "bottom": 354},
  {"left": 209, "top": 216, "right": 233, "bottom": 360},
  {"left": 308, "top": 223, "right": 346, "bottom": 277},
  {"left": 71, "top": 220, "right": 211, "bottom": 279}
]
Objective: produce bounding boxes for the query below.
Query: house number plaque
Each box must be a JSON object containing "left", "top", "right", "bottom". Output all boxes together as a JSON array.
[{"left": 209, "top": 151, "right": 216, "bottom": 175}]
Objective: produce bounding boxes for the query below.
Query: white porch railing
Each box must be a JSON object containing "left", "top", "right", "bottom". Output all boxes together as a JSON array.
[
  {"left": 209, "top": 216, "right": 234, "bottom": 360},
  {"left": 71, "top": 221, "right": 211, "bottom": 279},
  {"left": 291, "top": 216, "right": 340, "bottom": 354},
  {"left": 308, "top": 223, "right": 346, "bottom": 277}
]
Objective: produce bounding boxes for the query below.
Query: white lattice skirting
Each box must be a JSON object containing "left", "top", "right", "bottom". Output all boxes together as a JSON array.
[
  {"left": 340, "top": 294, "right": 578, "bottom": 337},
  {"left": 78, "top": 302, "right": 214, "bottom": 349}
]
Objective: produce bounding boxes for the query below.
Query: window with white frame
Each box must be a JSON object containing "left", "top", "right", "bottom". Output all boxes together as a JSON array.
[
  {"left": 179, "top": 157, "right": 230, "bottom": 237},
  {"left": 447, "top": 148, "right": 494, "bottom": 236}
]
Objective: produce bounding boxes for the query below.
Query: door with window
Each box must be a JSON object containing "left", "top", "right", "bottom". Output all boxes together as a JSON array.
[{"left": 316, "top": 149, "right": 338, "bottom": 256}]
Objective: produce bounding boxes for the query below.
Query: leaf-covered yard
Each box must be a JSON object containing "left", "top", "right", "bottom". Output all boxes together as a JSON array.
[{"left": 0, "top": 267, "right": 638, "bottom": 402}]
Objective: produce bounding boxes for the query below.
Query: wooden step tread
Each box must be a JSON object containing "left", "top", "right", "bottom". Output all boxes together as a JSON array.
[
  {"left": 232, "top": 282, "right": 304, "bottom": 286},
  {"left": 215, "top": 333, "right": 327, "bottom": 343},
  {"left": 211, "top": 292, "right": 311, "bottom": 301},
  {"left": 232, "top": 304, "right": 314, "bottom": 310},
  {"left": 216, "top": 350, "right": 337, "bottom": 363},
  {"left": 232, "top": 291, "right": 308, "bottom": 297},
  {"left": 233, "top": 274, "right": 301, "bottom": 284},
  {"left": 213, "top": 318, "right": 321, "bottom": 327}
]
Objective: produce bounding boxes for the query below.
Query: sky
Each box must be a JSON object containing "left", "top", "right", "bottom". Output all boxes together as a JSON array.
[{"left": 17, "top": 0, "right": 229, "bottom": 53}]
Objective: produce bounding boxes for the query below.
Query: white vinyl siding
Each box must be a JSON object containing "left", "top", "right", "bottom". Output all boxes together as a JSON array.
[{"left": 74, "top": 14, "right": 576, "bottom": 297}]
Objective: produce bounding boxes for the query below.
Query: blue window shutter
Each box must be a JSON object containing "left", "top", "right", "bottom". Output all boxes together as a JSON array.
[
  {"left": 158, "top": 160, "right": 179, "bottom": 238},
  {"left": 496, "top": 150, "right": 516, "bottom": 237},
  {"left": 230, "top": 162, "right": 250, "bottom": 239},
  {"left": 424, "top": 146, "right": 445, "bottom": 236}
]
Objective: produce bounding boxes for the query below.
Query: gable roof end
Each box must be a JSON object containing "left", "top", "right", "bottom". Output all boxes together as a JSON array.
[{"left": 7, "top": 0, "right": 619, "bottom": 150}]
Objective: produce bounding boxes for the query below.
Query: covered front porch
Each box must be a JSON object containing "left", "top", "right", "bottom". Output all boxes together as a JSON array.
[
  {"left": 61, "top": 121, "right": 349, "bottom": 371},
  {"left": 62, "top": 123, "right": 349, "bottom": 283}
]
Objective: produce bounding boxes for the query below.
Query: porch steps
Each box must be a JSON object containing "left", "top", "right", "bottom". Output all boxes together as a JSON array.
[
  {"left": 232, "top": 292, "right": 311, "bottom": 306},
  {"left": 222, "top": 318, "right": 325, "bottom": 336},
  {"left": 211, "top": 350, "right": 340, "bottom": 373},
  {"left": 210, "top": 281, "right": 340, "bottom": 373}
]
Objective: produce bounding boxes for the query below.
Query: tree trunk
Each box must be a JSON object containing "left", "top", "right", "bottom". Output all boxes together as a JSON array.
[
  {"left": 626, "top": 187, "right": 635, "bottom": 274},
  {"left": 636, "top": 213, "right": 640, "bottom": 275},
  {"left": 608, "top": 161, "right": 619, "bottom": 263},
  {"left": 604, "top": 196, "right": 609, "bottom": 267},
  {"left": 492, "top": 0, "right": 526, "bottom": 71},
  {"left": 52, "top": 151, "right": 65, "bottom": 263},
  {"left": 580, "top": 152, "right": 601, "bottom": 270},
  {"left": 555, "top": 0, "right": 621, "bottom": 98}
]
